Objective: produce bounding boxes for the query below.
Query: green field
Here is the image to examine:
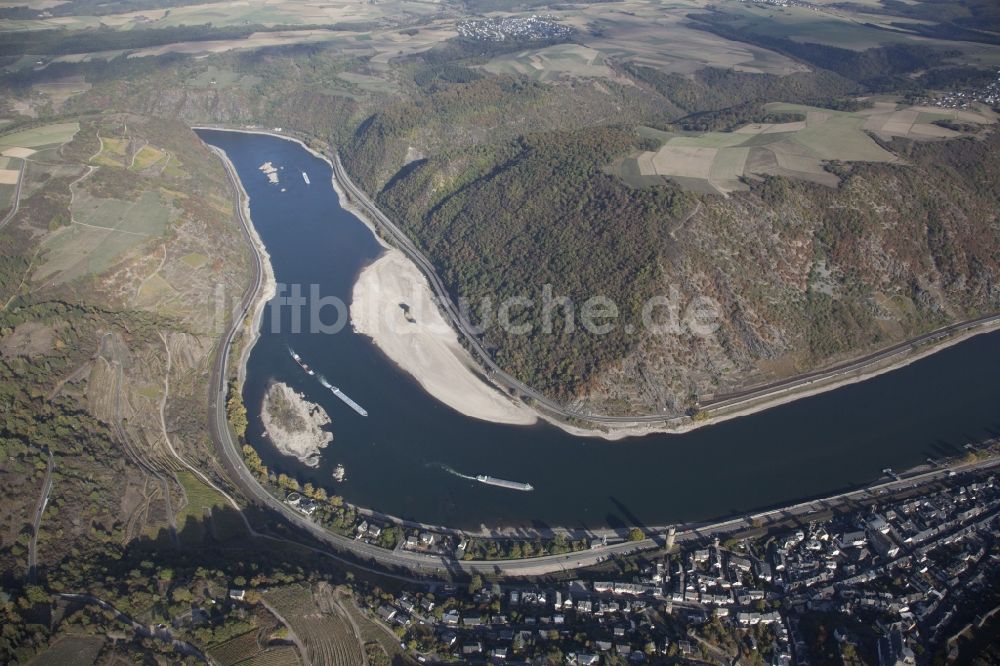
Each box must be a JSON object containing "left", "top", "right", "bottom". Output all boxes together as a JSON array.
[
  {"left": 0, "top": 122, "right": 80, "bottom": 149},
  {"left": 176, "top": 470, "right": 227, "bottom": 523},
  {"left": 611, "top": 101, "right": 993, "bottom": 195},
  {"left": 131, "top": 145, "right": 167, "bottom": 170},
  {"left": 0, "top": 184, "right": 14, "bottom": 212}
]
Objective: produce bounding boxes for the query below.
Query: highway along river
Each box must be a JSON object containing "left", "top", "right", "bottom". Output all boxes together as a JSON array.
[{"left": 198, "top": 129, "right": 1000, "bottom": 531}]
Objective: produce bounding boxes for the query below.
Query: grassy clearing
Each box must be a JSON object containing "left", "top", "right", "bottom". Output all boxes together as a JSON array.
[
  {"left": 181, "top": 252, "right": 210, "bottom": 269},
  {"left": 636, "top": 125, "right": 673, "bottom": 146},
  {"left": 134, "top": 383, "right": 163, "bottom": 401},
  {"left": 92, "top": 136, "right": 128, "bottom": 167},
  {"left": 0, "top": 122, "right": 79, "bottom": 149},
  {"left": 135, "top": 273, "right": 175, "bottom": 306},
  {"left": 162, "top": 155, "right": 188, "bottom": 179},
  {"left": 175, "top": 469, "right": 250, "bottom": 542},
  {"left": 175, "top": 470, "right": 247, "bottom": 541},
  {"left": 187, "top": 65, "right": 262, "bottom": 91},
  {"left": 131, "top": 144, "right": 167, "bottom": 170}
]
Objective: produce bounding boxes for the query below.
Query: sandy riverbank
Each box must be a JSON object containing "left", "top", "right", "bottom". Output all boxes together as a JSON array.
[
  {"left": 197, "top": 126, "right": 1000, "bottom": 441},
  {"left": 261, "top": 382, "right": 333, "bottom": 467},
  {"left": 351, "top": 250, "right": 537, "bottom": 425},
  {"left": 205, "top": 144, "right": 276, "bottom": 388}
]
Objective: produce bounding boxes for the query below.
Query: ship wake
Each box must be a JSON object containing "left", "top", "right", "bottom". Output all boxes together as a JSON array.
[{"left": 428, "top": 463, "right": 477, "bottom": 481}]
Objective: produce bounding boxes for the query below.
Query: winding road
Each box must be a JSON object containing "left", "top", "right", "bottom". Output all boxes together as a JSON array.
[
  {"left": 328, "top": 152, "right": 1000, "bottom": 427},
  {"left": 27, "top": 451, "right": 53, "bottom": 582},
  {"left": 201, "top": 132, "right": 1000, "bottom": 579},
  {"left": 0, "top": 158, "right": 26, "bottom": 231}
]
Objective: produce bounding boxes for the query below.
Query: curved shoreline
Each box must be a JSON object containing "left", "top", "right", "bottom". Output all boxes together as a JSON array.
[
  {"left": 351, "top": 251, "right": 537, "bottom": 425},
  {"left": 198, "top": 126, "right": 1000, "bottom": 560},
  {"left": 204, "top": 143, "right": 276, "bottom": 389},
  {"left": 194, "top": 125, "right": 1000, "bottom": 442}
]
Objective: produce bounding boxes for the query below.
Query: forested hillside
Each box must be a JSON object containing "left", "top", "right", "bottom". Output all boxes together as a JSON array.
[
  {"left": 333, "top": 36, "right": 1000, "bottom": 412},
  {"left": 15, "top": 6, "right": 999, "bottom": 416}
]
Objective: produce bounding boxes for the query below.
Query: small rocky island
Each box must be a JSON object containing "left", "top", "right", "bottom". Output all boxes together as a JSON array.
[
  {"left": 261, "top": 382, "right": 332, "bottom": 467},
  {"left": 258, "top": 161, "right": 279, "bottom": 184}
]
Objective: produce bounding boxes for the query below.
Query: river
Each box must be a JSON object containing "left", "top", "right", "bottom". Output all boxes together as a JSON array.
[{"left": 198, "top": 129, "right": 1000, "bottom": 531}]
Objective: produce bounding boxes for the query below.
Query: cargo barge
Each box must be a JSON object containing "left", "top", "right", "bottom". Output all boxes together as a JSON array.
[
  {"left": 288, "top": 347, "right": 368, "bottom": 417},
  {"left": 476, "top": 475, "right": 534, "bottom": 492}
]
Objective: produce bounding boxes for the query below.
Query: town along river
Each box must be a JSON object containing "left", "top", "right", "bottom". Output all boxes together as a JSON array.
[{"left": 198, "top": 129, "right": 1000, "bottom": 531}]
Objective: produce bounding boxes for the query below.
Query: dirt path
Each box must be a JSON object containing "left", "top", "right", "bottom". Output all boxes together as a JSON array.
[
  {"left": 46, "top": 359, "right": 93, "bottom": 401},
  {"left": 133, "top": 243, "right": 167, "bottom": 303},
  {"left": 156, "top": 331, "right": 256, "bottom": 536},
  {"left": 3, "top": 244, "right": 41, "bottom": 310},
  {"left": 101, "top": 332, "right": 179, "bottom": 545},
  {"left": 329, "top": 591, "right": 369, "bottom": 666},
  {"left": 257, "top": 598, "right": 312, "bottom": 666}
]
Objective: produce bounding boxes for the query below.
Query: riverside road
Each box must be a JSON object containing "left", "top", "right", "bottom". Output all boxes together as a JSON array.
[{"left": 202, "top": 130, "right": 1000, "bottom": 579}]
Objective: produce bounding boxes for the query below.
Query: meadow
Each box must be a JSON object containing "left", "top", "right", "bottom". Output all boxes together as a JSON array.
[
  {"left": 613, "top": 101, "right": 996, "bottom": 195},
  {"left": 0, "top": 122, "right": 79, "bottom": 150}
]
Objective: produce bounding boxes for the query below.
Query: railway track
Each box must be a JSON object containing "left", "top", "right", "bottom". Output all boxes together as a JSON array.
[{"left": 197, "top": 128, "right": 1000, "bottom": 580}]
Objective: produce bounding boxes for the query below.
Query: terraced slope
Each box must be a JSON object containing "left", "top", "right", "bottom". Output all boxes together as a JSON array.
[{"left": 262, "top": 584, "right": 365, "bottom": 666}]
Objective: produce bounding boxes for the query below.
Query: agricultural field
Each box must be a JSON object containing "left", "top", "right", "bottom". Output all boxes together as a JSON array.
[
  {"left": 481, "top": 44, "right": 619, "bottom": 82},
  {"left": 235, "top": 647, "right": 302, "bottom": 666},
  {"left": 613, "top": 101, "right": 995, "bottom": 195},
  {"left": 0, "top": 122, "right": 79, "bottom": 150},
  {"left": 0, "top": 0, "right": 443, "bottom": 32},
  {"left": 715, "top": 3, "right": 919, "bottom": 50},
  {"left": 262, "top": 584, "right": 364, "bottom": 666},
  {"left": 549, "top": 1, "right": 807, "bottom": 75},
  {"left": 208, "top": 628, "right": 301, "bottom": 666},
  {"left": 34, "top": 189, "right": 173, "bottom": 284},
  {"left": 0, "top": 155, "right": 20, "bottom": 210}
]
